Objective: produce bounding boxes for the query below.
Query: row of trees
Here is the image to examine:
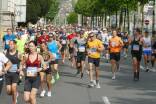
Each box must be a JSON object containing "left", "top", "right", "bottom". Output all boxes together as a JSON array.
[
  {"left": 74, "top": 0, "right": 154, "bottom": 32},
  {"left": 26, "top": 0, "right": 59, "bottom": 24}
]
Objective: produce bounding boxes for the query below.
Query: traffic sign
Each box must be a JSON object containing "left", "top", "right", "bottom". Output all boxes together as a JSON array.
[{"left": 145, "top": 20, "right": 149, "bottom": 25}]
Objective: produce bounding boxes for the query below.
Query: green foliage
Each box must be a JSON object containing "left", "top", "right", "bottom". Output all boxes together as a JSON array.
[
  {"left": 45, "top": 0, "right": 59, "bottom": 21},
  {"left": 26, "top": 0, "right": 59, "bottom": 23},
  {"left": 74, "top": 0, "right": 152, "bottom": 16},
  {"left": 67, "top": 12, "right": 78, "bottom": 24}
]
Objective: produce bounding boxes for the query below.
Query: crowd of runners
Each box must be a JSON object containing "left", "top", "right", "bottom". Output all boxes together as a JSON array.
[{"left": 0, "top": 24, "right": 156, "bottom": 104}]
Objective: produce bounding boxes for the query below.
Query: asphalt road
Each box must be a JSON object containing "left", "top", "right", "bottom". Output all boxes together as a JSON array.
[{"left": 0, "top": 53, "right": 156, "bottom": 104}]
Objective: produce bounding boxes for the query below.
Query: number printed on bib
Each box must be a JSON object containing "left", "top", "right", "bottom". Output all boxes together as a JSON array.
[
  {"left": 62, "top": 40, "right": 66, "bottom": 44},
  {"left": 111, "top": 42, "right": 116, "bottom": 47},
  {"left": 26, "top": 67, "right": 38, "bottom": 77},
  {"left": 133, "top": 45, "right": 139, "bottom": 51},
  {"left": 124, "top": 39, "right": 128, "bottom": 42},
  {"left": 6, "top": 40, "right": 9, "bottom": 44},
  {"left": 9, "top": 64, "right": 18, "bottom": 72},
  {"left": 78, "top": 46, "right": 85, "bottom": 52},
  {"left": 91, "top": 48, "right": 97, "bottom": 53}
]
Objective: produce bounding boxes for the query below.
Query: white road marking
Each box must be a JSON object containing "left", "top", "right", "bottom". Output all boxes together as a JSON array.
[{"left": 102, "top": 96, "right": 111, "bottom": 104}]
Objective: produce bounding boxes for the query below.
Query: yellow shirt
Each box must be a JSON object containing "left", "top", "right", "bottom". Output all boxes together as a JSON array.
[
  {"left": 87, "top": 39, "right": 103, "bottom": 58},
  {"left": 109, "top": 36, "right": 123, "bottom": 53}
]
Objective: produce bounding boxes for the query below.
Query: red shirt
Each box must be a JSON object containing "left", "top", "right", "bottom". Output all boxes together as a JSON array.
[
  {"left": 37, "top": 34, "right": 50, "bottom": 44},
  {"left": 67, "top": 33, "right": 76, "bottom": 40}
]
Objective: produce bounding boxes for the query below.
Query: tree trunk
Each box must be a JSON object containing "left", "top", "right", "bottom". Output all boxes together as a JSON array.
[
  {"left": 105, "top": 13, "right": 107, "bottom": 27},
  {"left": 82, "top": 15, "right": 83, "bottom": 26},
  {"left": 141, "top": 5, "right": 144, "bottom": 34},
  {"left": 124, "top": 10, "right": 126, "bottom": 32},
  {"left": 127, "top": 2, "right": 130, "bottom": 33},
  {"left": 119, "top": 9, "right": 123, "bottom": 29},
  {"left": 116, "top": 10, "right": 118, "bottom": 28},
  {"left": 152, "top": 1, "right": 155, "bottom": 36},
  {"left": 134, "top": 12, "right": 136, "bottom": 29}
]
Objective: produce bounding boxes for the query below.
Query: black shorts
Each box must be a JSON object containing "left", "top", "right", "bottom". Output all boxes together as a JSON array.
[
  {"left": 77, "top": 52, "right": 86, "bottom": 63},
  {"left": 5, "top": 72, "right": 19, "bottom": 85},
  {"left": 88, "top": 57, "right": 100, "bottom": 67},
  {"left": 24, "top": 76, "right": 40, "bottom": 91},
  {"left": 40, "top": 68, "right": 52, "bottom": 74},
  {"left": 50, "top": 59, "right": 59, "bottom": 65},
  {"left": 69, "top": 48, "right": 74, "bottom": 54},
  {"left": 0, "top": 76, "right": 3, "bottom": 94},
  {"left": 152, "top": 53, "right": 156, "bottom": 58},
  {"left": 61, "top": 45, "right": 67, "bottom": 52},
  {"left": 104, "top": 44, "right": 109, "bottom": 50},
  {"left": 131, "top": 52, "right": 142, "bottom": 62},
  {"left": 123, "top": 45, "right": 129, "bottom": 49},
  {"left": 110, "top": 52, "right": 120, "bottom": 61}
]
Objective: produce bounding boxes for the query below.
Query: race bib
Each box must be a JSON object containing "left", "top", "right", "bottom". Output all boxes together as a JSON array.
[
  {"left": 9, "top": 64, "right": 18, "bottom": 72},
  {"left": 26, "top": 67, "right": 38, "bottom": 77},
  {"left": 111, "top": 42, "right": 116, "bottom": 47},
  {"left": 45, "top": 61, "right": 49, "bottom": 68},
  {"left": 91, "top": 48, "right": 97, "bottom": 53},
  {"left": 133, "top": 45, "right": 139, "bottom": 51},
  {"left": 6, "top": 40, "right": 9, "bottom": 44},
  {"left": 78, "top": 46, "right": 85, "bottom": 52},
  {"left": 62, "top": 40, "right": 66, "bottom": 44},
  {"left": 123, "top": 39, "right": 128, "bottom": 42}
]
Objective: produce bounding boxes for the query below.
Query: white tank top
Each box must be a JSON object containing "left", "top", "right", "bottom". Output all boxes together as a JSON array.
[{"left": 143, "top": 36, "right": 152, "bottom": 50}]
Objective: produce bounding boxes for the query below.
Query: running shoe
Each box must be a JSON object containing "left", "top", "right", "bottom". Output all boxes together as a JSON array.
[
  {"left": 96, "top": 82, "right": 101, "bottom": 88},
  {"left": 51, "top": 76, "right": 56, "bottom": 84},
  {"left": 81, "top": 73, "right": 84, "bottom": 79},
  {"left": 56, "top": 72, "right": 60, "bottom": 80},
  {"left": 112, "top": 75, "right": 116, "bottom": 80},
  {"left": 47, "top": 92, "right": 52, "bottom": 97},
  {"left": 88, "top": 80, "right": 96, "bottom": 88},
  {"left": 40, "top": 90, "right": 46, "bottom": 97}
]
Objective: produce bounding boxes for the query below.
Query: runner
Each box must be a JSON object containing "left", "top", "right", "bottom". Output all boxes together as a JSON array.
[
  {"left": 48, "top": 34, "right": 62, "bottom": 84},
  {"left": 142, "top": 31, "right": 152, "bottom": 72},
  {"left": 122, "top": 32, "right": 130, "bottom": 58},
  {"left": 0, "top": 53, "right": 12, "bottom": 95},
  {"left": 40, "top": 42, "right": 54, "bottom": 97},
  {"left": 87, "top": 32, "right": 104, "bottom": 88},
  {"left": 151, "top": 35, "right": 156, "bottom": 71},
  {"left": 4, "top": 40, "right": 22, "bottom": 104},
  {"left": 74, "top": 31, "right": 87, "bottom": 78},
  {"left": 3, "top": 28, "right": 16, "bottom": 50},
  {"left": 60, "top": 33, "right": 67, "bottom": 64},
  {"left": 101, "top": 28, "right": 112, "bottom": 62},
  {"left": 37, "top": 29, "right": 50, "bottom": 45},
  {"left": 130, "top": 28, "right": 143, "bottom": 81},
  {"left": 109, "top": 29, "right": 123, "bottom": 80},
  {"left": 22, "top": 41, "right": 46, "bottom": 104}
]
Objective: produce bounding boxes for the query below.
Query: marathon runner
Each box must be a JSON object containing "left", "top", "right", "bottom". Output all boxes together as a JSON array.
[
  {"left": 122, "top": 32, "right": 130, "bottom": 58},
  {"left": 130, "top": 28, "right": 143, "bottom": 81},
  {"left": 0, "top": 53, "right": 12, "bottom": 95},
  {"left": 3, "top": 28, "right": 16, "bottom": 50},
  {"left": 40, "top": 42, "right": 54, "bottom": 97},
  {"left": 22, "top": 41, "right": 46, "bottom": 104},
  {"left": 87, "top": 32, "right": 104, "bottom": 88},
  {"left": 142, "top": 31, "right": 152, "bottom": 72},
  {"left": 151, "top": 35, "right": 156, "bottom": 71},
  {"left": 74, "top": 31, "right": 87, "bottom": 78},
  {"left": 109, "top": 29, "right": 123, "bottom": 80},
  {"left": 4, "top": 40, "right": 22, "bottom": 104},
  {"left": 48, "top": 34, "right": 62, "bottom": 84}
]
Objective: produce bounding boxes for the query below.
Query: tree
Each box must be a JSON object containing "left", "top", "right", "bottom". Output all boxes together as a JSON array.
[
  {"left": 26, "top": 0, "right": 57, "bottom": 23},
  {"left": 67, "top": 12, "right": 78, "bottom": 24},
  {"left": 45, "top": 0, "right": 59, "bottom": 21}
]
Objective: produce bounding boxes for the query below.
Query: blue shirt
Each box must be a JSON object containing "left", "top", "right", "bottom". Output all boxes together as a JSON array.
[
  {"left": 48, "top": 41, "right": 61, "bottom": 59},
  {"left": 3, "top": 34, "right": 16, "bottom": 49}
]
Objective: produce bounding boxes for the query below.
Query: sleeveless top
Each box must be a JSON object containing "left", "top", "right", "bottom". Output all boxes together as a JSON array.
[
  {"left": 143, "top": 36, "right": 152, "bottom": 50},
  {"left": 48, "top": 41, "right": 58, "bottom": 54},
  {"left": 131, "top": 37, "right": 142, "bottom": 54},
  {"left": 26, "top": 54, "right": 41, "bottom": 68},
  {"left": 6, "top": 50, "right": 20, "bottom": 72}
]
